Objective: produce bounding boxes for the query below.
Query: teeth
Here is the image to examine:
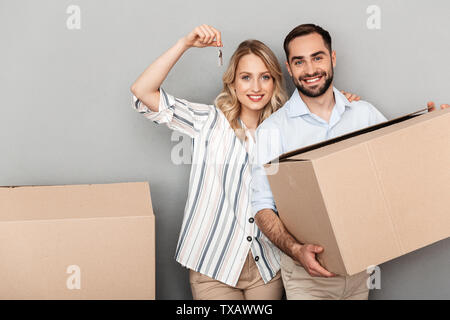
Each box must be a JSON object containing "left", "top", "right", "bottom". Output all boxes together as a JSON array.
[
  {"left": 249, "top": 95, "right": 262, "bottom": 99},
  {"left": 305, "top": 77, "right": 320, "bottom": 83}
]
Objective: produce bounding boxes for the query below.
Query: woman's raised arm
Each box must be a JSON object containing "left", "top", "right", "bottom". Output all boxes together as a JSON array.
[{"left": 130, "top": 25, "right": 222, "bottom": 112}]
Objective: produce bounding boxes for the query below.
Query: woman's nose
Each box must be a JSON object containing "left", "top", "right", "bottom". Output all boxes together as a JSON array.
[{"left": 251, "top": 79, "right": 261, "bottom": 92}]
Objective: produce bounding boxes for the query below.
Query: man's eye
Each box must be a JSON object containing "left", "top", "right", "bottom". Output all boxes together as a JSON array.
[
  {"left": 294, "top": 60, "right": 303, "bottom": 65},
  {"left": 314, "top": 56, "right": 322, "bottom": 61}
]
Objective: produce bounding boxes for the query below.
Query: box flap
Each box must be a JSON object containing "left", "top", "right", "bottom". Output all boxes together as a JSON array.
[
  {"left": 273, "top": 108, "right": 428, "bottom": 163},
  {"left": 0, "top": 182, "right": 154, "bottom": 222}
]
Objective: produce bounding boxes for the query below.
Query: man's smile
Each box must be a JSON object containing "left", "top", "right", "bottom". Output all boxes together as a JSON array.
[
  {"left": 300, "top": 72, "right": 326, "bottom": 87},
  {"left": 302, "top": 76, "right": 322, "bottom": 86}
]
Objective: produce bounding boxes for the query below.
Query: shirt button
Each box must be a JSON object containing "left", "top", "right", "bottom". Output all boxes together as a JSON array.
[
  {"left": 255, "top": 256, "right": 259, "bottom": 262},
  {"left": 248, "top": 217, "right": 255, "bottom": 223},
  {"left": 247, "top": 236, "right": 252, "bottom": 242}
]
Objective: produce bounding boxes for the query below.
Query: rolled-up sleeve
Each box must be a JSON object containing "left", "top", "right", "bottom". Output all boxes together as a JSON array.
[
  {"left": 251, "top": 124, "right": 283, "bottom": 216},
  {"left": 132, "top": 88, "right": 212, "bottom": 138}
]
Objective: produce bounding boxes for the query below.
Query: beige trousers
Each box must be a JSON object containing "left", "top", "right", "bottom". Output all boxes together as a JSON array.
[
  {"left": 189, "top": 251, "right": 283, "bottom": 300},
  {"left": 281, "top": 252, "right": 369, "bottom": 300}
]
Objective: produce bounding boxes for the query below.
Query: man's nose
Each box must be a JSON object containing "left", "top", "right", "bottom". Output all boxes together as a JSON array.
[{"left": 304, "top": 61, "right": 315, "bottom": 76}]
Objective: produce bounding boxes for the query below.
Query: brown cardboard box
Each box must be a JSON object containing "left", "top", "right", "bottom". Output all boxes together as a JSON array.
[
  {"left": 0, "top": 182, "right": 155, "bottom": 299},
  {"left": 265, "top": 108, "right": 450, "bottom": 276}
]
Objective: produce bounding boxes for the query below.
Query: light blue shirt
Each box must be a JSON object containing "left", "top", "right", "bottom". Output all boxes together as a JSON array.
[{"left": 251, "top": 87, "right": 387, "bottom": 214}]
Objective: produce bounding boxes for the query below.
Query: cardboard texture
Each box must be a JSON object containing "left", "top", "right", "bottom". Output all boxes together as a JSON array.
[
  {"left": 0, "top": 182, "right": 155, "bottom": 299},
  {"left": 265, "top": 108, "right": 450, "bottom": 276}
]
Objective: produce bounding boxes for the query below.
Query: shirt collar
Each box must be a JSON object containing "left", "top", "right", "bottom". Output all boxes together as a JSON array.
[
  {"left": 286, "top": 89, "right": 310, "bottom": 117},
  {"left": 333, "top": 87, "right": 353, "bottom": 116},
  {"left": 287, "top": 86, "right": 352, "bottom": 118}
]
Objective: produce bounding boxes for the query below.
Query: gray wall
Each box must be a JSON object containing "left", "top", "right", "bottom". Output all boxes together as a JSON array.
[{"left": 1, "top": 0, "right": 449, "bottom": 299}]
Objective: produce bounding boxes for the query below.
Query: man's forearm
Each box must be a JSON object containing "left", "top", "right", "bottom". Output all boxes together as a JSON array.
[{"left": 255, "top": 208, "right": 302, "bottom": 260}]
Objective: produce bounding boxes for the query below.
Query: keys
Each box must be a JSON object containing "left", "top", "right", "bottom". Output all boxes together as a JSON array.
[{"left": 218, "top": 48, "right": 223, "bottom": 67}]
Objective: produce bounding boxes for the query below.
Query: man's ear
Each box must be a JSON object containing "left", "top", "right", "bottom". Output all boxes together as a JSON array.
[
  {"left": 285, "top": 61, "right": 293, "bottom": 77},
  {"left": 331, "top": 50, "right": 336, "bottom": 68}
]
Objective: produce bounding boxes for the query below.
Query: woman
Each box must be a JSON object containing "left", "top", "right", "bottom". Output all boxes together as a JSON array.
[{"left": 130, "top": 24, "right": 360, "bottom": 300}]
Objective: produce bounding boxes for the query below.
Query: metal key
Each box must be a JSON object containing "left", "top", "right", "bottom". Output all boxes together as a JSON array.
[{"left": 218, "top": 48, "right": 223, "bottom": 67}]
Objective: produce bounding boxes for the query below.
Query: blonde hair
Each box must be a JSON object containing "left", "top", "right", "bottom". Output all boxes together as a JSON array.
[{"left": 214, "top": 40, "right": 288, "bottom": 138}]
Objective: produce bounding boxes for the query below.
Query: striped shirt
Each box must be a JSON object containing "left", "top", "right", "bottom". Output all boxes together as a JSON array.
[{"left": 132, "top": 88, "right": 280, "bottom": 286}]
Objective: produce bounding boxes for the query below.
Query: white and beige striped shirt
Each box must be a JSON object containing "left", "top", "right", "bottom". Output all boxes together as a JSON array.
[{"left": 132, "top": 88, "right": 280, "bottom": 286}]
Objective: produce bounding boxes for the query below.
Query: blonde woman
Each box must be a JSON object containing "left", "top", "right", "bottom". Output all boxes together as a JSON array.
[{"left": 130, "top": 24, "right": 360, "bottom": 300}]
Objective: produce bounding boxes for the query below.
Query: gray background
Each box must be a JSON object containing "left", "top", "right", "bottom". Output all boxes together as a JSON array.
[{"left": 1, "top": 0, "right": 449, "bottom": 299}]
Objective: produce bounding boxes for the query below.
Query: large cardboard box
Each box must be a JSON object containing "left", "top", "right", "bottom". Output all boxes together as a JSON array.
[
  {"left": 0, "top": 182, "right": 155, "bottom": 299},
  {"left": 265, "top": 108, "right": 450, "bottom": 276}
]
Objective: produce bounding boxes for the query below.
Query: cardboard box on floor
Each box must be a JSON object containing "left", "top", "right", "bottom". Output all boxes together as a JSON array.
[
  {"left": 265, "top": 108, "right": 450, "bottom": 276},
  {"left": 0, "top": 182, "right": 155, "bottom": 299}
]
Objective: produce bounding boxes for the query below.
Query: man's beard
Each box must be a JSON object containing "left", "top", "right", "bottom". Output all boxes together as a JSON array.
[{"left": 293, "top": 67, "right": 334, "bottom": 98}]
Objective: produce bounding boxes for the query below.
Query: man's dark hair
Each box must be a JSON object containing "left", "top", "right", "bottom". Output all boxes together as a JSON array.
[{"left": 283, "top": 24, "right": 332, "bottom": 60}]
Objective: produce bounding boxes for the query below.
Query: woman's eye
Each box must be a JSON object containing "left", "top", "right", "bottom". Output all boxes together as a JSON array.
[
  {"left": 242, "top": 75, "right": 250, "bottom": 80},
  {"left": 262, "top": 75, "right": 271, "bottom": 80}
]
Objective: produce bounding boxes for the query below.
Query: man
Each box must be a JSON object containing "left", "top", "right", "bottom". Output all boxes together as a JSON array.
[{"left": 251, "top": 23, "right": 449, "bottom": 300}]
